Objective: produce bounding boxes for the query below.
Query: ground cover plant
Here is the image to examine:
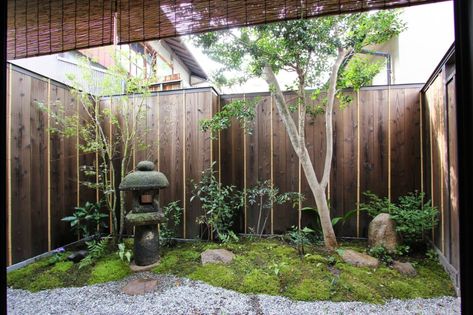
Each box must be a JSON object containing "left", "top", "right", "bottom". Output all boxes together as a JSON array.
[{"left": 8, "top": 238, "right": 454, "bottom": 303}]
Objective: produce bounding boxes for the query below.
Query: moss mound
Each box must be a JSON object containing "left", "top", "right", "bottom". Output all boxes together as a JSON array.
[{"left": 7, "top": 238, "right": 455, "bottom": 303}]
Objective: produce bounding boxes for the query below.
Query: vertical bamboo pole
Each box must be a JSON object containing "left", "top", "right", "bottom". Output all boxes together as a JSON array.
[
  {"left": 419, "top": 94, "right": 424, "bottom": 195},
  {"left": 440, "top": 163, "right": 445, "bottom": 253},
  {"left": 356, "top": 91, "right": 361, "bottom": 238},
  {"left": 47, "top": 79, "right": 52, "bottom": 251},
  {"left": 157, "top": 93, "right": 160, "bottom": 170},
  {"left": 95, "top": 100, "right": 100, "bottom": 203},
  {"left": 429, "top": 102, "right": 435, "bottom": 241},
  {"left": 218, "top": 96, "right": 222, "bottom": 183},
  {"left": 108, "top": 98, "right": 113, "bottom": 234},
  {"left": 182, "top": 90, "right": 187, "bottom": 238},
  {"left": 7, "top": 64, "right": 12, "bottom": 265},
  {"left": 243, "top": 94, "right": 247, "bottom": 234},
  {"left": 76, "top": 99, "right": 80, "bottom": 208},
  {"left": 388, "top": 85, "right": 392, "bottom": 202},
  {"left": 270, "top": 95, "right": 274, "bottom": 234},
  {"left": 298, "top": 99, "right": 302, "bottom": 230},
  {"left": 132, "top": 94, "right": 136, "bottom": 168}
]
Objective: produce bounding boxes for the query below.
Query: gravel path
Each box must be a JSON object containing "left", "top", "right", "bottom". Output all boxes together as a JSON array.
[{"left": 7, "top": 272, "right": 460, "bottom": 315}]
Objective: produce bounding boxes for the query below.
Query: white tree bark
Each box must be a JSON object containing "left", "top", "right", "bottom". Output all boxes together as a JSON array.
[{"left": 262, "top": 48, "right": 349, "bottom": 250}]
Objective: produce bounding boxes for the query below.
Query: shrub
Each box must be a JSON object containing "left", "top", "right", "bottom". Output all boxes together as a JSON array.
[
  {"left": 160, "top": 201, "right": 183, "bottom": 247},
  {"left": 191, "top": 162, "right": 243, "bottom": 242},
  {"left": 360, "top": 191, "right": 438, "bottom": 244}
]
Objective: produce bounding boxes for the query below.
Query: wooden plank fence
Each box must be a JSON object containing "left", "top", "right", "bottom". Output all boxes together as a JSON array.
[
  {"left": 421, "top": 45, "right": 459, "bottom": 289},
  {"left": 6, "top": 62, "right": 426, "bottom": 265},
  {"left": 221, "top": 85, "right": 422, "bottom": 237}
]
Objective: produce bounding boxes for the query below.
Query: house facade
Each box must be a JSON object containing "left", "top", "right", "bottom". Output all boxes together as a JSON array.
[{"left": 9, "top": 38, "right": 208, "bottom": 94}]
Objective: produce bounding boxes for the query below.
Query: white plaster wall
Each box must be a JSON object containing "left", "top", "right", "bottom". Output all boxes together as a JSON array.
[{"left": 372, "top": 1, "right": 454, "bottom": 85}]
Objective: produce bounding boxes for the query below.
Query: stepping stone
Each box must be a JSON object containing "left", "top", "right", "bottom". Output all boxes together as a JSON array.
[
  {"left": 340, "top": 249, "right": 380, "bottom": 268},
  {"left": 201, "top": 249, "right": 235, "bottom": 265},
  {"left": 392, "top": 260, "right": 417, "bottom": 277},
  {"left": 121, "top": 278, "right": 158, "bottom": 295}
]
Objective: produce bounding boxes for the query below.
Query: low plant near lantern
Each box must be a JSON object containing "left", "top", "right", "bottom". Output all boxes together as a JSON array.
[
  {"left": 79, "top": 237, "right": 110, "bottom": 269},
  {"left": 62, "top": 200, "right": 109, "bottom": 240},
  {"left": 191, "top": 162, "right": 243, "bottom": 243},
  {"left": 159, "top": 201, "right": 183, "bottom": 247},
  {"left": 117, "top": 243, "right": 132, "bottom": 263},
  {"left": 48, "top": 247, "right": 66, "bottom": 265}
]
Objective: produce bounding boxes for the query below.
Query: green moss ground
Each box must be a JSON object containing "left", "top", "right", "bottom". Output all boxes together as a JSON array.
[{"left": 7, "top": 239, "right": 455, "bottom": 303}]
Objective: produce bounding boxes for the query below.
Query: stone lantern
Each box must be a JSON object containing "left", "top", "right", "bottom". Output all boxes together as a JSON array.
[{"left": 119, "top": 160, "right": 169, "bottom": 268}]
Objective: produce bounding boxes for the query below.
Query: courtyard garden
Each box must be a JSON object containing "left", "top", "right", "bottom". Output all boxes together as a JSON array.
[{"left": 6, "top": 3, "right": 461, "bottom": 314}]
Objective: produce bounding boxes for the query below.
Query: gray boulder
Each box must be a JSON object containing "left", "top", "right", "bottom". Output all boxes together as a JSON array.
[
  {"left": 341, "top": 249, "right": 379, "bottom": 268},
  {"left": 201, "top": 249, "right": 235, "bottom": 265},
  {"left": 368, "top": 213, "right": 399, "bottom": 252},
  {"left": 392, "top": 260, "right": 417, "bottom": 277}
]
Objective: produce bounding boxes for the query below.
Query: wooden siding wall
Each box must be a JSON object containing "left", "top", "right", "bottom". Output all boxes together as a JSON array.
[
  {"left": 6, "top": 64, "right": 217, "bottom": 265},
  {"left": 6, "top": 63, "right": 423, "bottom": 265},
  {"left": 221, "top": 85, "right": 422, "bottom": 237},
  {"left": 422, "top": 55, "right": 459, "bottom": 287}
]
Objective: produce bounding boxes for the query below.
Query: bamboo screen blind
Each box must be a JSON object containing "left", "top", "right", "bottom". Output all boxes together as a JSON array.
[{"left": 8, "top": 0, "right": 446, "bottom": 60}]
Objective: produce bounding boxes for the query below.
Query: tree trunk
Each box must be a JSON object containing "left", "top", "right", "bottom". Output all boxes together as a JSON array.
[{"left": 263, "top": 49, "right": 348, "bottom": 251}]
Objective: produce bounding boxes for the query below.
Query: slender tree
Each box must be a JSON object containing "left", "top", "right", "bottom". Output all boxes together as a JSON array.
[
  {"left": 38, "top": 49, "right": 156, "bottom": 243},
  {"left": 195, "top": 11, "right": 405, "bottom": 250}
]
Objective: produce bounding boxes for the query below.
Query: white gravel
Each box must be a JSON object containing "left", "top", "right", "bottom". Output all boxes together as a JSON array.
[{"left": 7, "top": 272, "right": 460, "bottom": 315}]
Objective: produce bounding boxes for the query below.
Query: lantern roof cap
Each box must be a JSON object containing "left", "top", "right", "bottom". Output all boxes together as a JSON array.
[{"left": 119, "top": 161, "right": 169, "bottom": 191}]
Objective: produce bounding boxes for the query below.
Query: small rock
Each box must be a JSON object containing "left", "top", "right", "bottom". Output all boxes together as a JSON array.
[
  {"left": 121, "top": 278, "right": 158, "bottom": 295},
  {"left": 67, "top": 250, "right": 88, "bottom": 263},
  {"left": 341, "top": 249, "right": 379, "bottom": 268},
  {"left": 392, "top": 260, "right": 417, "bottom": 277},
  {"left": 201, "top": 249, "right": 235, "bottom": 265},
  {"left": 368, "top": 213, "right": 399, "bottom": 252}
]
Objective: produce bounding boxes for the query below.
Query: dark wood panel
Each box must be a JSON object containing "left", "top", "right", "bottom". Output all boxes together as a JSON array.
[
  {"left": 159, "top": 92, "right": 184, "bottom": 238},
  {"left": 49, "top": 83, "right": 67, "bottom": 248},
  {"left": 29, "top": 76, "right": 49, "bottom": 258},
  {"left": 447, "top": 77, "right": 459, "bottom": 271},
  {"left": 11, "top": 70, "right": 32, "bottom": 263}
]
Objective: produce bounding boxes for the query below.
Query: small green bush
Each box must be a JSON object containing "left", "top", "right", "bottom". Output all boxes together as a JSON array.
[
  {"left": 360, "top": 191, "right": 438, "bottom": 244},
  {"left": 191, "top": 162, "right": 243, "bottom": 242}
]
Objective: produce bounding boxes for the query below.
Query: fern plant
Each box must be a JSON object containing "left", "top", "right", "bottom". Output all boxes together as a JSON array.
[{"left": 79, "top": 238, "right": 109, "bottom": 269}]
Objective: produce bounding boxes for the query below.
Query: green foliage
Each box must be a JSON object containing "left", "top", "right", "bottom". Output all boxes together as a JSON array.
[
  {"left": 246, "top": 180, "right": 302, "bottom": 236},
  {"left": 79, "top": 238, "right": 110, "bottom": 269},
  {"left": 300, "top": 205, "right": 357, "bottom": 236},
  {"left": 367, "top": 245, "right": 394, "bottom": 265},
  {"left": 61, "top": 201, "right": 108, "bottom": 240},
  {"left": 286, "top": 226, "right": 316, "bottom": 256},
  {"left": 48, "top": 247, "right": 67, "bottom": 265},
  {"left": 117, "top": 243, "right": 132, "bottom": 263},
  {"left": 191, "top": 162, "right": 243, "bottom": 242},
  {"left": 37, "top": 48, "right": 158, "bottom": 241},
  {"left": 360, "top": 191, "right": 439, "bottom": 244},
  {"left": 338, "top": 55, "right": 385, "bottom": 91},
  {"left": 194, "top": 11, "right": 404, "bottom": 90},
  {"left": 88, "top": 258, "right": 130, "bottom": 285},
  {"left": 160, "top": 201, "right": 183, "bottom": 247},
  {"left": 200, "top": 98, "right": 260, "bottom": 139}
]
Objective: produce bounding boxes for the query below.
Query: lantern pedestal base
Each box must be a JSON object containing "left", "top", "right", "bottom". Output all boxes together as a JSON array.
[{"left": 129, "top": 259, "right": 161, "bottom": 272}]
